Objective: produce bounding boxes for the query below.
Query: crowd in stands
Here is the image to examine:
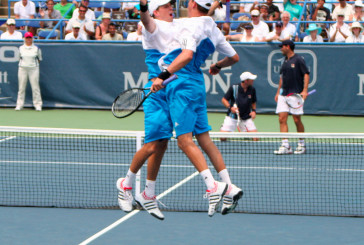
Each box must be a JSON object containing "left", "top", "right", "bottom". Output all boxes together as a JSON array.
[{"left": 0, "top": 0, "right": 363, "bottom": 43}]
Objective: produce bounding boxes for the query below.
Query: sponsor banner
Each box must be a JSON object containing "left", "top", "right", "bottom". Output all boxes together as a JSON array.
[{"left": 0, "top": 43, "right": 363, "bottom": 115}]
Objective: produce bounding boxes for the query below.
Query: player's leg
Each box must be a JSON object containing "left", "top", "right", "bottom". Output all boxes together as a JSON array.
[
  {"left": 28, "top": 67, "right": 42, "bottom": 111},
  {"left": 219, "top": 116, "right": 236, "bottom": 141},
  {"left": 245, "top": 118, "right": 258, "bottom": 141},
  {"left": 275, "top": 95, "right": 292, "bottom": 154},
  {"left": 292, "top": 114, "right": 306, "bottom": 154},
  {"left": 196, "top": 132, "right": 243, "bottom": 215}
]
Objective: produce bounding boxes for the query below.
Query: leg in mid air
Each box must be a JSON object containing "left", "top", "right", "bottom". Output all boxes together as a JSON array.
[
  {"left": 177, "top": 132, "right": 228, "bottom": 217},
  {"left": 196, "top": 132, "right": 243, "bottom": 215}
]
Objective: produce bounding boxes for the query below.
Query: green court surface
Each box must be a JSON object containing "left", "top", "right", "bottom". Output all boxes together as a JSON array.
[{"left": 1, "top": 108, "right": 364, "bottom": 133}]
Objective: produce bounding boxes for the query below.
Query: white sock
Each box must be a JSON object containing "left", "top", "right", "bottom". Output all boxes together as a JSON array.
[
  {"left": 200, "top": 169, "right": 215, "bottom": 190},
  {"left": 218, "top": 169, "right": 232, "bottom": 185},
  {"left": 144, "top": 179, "right": 156, "bottom": 198},
  {"left": 282, "top": 139, "right": 289, "bottom": 148},
  {"left": 298, "top": 140, "right": 305, "bottom": 146},
  {"left": 124, "top": 169, "right": 136, "bottom": 188}
]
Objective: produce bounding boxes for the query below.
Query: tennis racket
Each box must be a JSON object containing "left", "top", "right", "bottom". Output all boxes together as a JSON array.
[
  {"left": 232, "top": 85, "right": 241, "bottom": 132},
  {"left": 285, "top": 89, "right": 316, "bottom": 109},
  {"left": 112, "top": 74, "right": 177, "bottom": 118}
]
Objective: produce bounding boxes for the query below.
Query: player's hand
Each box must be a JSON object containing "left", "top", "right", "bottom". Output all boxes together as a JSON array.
[
  {"left": 209, "top": 64, "right": 221, "bottom": 75},
  {"left": 231, "top": 106, "right": 238, "bottom": 114},
  {"left": 151, "top": 78, "right": 164, "bottom": 92},
  {"left": 301, "top": 91, "right": 308, "bottom": 100},
  {"left": 250, "top": 111, "right": 256, "bottom": 119},
  {"left": 275, "top": 93, "right": 279, "bottom": 102}
]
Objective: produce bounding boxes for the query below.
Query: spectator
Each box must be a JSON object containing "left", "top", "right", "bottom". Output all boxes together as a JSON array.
[
  {"left": 54, "top": 0, "right": 76, "bottom": 20},
  {"left": 345, "top": 22, "right": 364, "bottom": 43},
  {"left": 65, "top": 5, "right": 95, "bottom": 39},
  {"left": 260, "top": 3, "right": 273, "bottom": 30},
  {"left": 102, "top": 23, "right": 123, "bottom": 40},
  {"left": 220, "top": 71, "right": 258, "bottom": 138},
  {"left": 280, "top": 11, "right": 297, "bottom": 39},
  {"left": 349, "top": 1, "right": 364, "bottom": 23},
  {"left": 129, "top": 4, "right": 141, "bottom": 19},
  {"left": 65, "top": 21, "right": 87, "bottom": 40},
  {"left": 251, "top": 9, "right": 269, "bottom": 41},
  {"left": 239, "top": 0, "right": 258, "bottom": 13},
  {"left": 72, "top": 0, "right": 95, "bottom": 21},
  {"left": 126, "top": 22, "right": 142, "bottom": 41},
  {"left": 329, "top": 11, "right": 351, "bottom": 42},
  {"left": 0, "top": 19, "right": 23, "bottom": 40},
  {"left": 122, "top": 1, "right": 138, "bottom": 11},
  {"left": 14, "top": 0, "right": 36, "bottom": 19},
  {"left": 39, "top": 0, "right": 62, "bottom": 29},
  {"left": 303, "top": 23, "right": 324, "bottom": 42},
  {"left": 226, "top": 23, "right": 258, "bottom": 42},
  {"left": 265, "top": 21, "right": 290, "bottom": 41},
  {"left": 283, "top": 0, "right": 302, "bottom": 21},
  {"left": 266, "top": 0, "right": 281, "bottom": 21},
  {"left": 208, "top": 0, "right": 230, "bottom": 34},
  {"left": 311, "top": 0, "right": 331, "bottom": 22},
  {"left": 16, "top": 32, "right": 43, "bottom": 111},
  {"left": 332, "top": 0, "right": 354, "bottom": 21},
  {"left": 95, "top": 13, "right": 111, "bottom": 40}
]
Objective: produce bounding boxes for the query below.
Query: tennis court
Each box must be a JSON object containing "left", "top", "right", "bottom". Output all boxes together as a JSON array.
[{"left": 1, "top": 109, "right": 364, "bottom": 244}]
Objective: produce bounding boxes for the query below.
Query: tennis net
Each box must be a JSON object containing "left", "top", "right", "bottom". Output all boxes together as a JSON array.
[{"left": 1, "top": 126, "right": 363, "bottom": 216}]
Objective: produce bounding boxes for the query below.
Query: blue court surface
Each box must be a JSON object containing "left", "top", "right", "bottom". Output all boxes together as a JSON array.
[{"left": 1, "top": 206, "right": 363, "bottom": 245}]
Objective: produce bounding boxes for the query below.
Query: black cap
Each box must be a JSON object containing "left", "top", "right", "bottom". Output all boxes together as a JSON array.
[
  {"left": 276, "top": 21, "right": 283, "bottom": 27},
  {"left": 279, "top": 40, "right": 295, "bottom": 49}
]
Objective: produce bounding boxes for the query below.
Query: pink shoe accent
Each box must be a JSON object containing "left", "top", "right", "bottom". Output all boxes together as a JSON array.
[
  {"left": 206, "top": 182, "right": 218, "bottom": 193},
  {"left": 142, "top": 191, "right": 156, "bottom": 200},
  {"left": 120, "top": 179, "right": 132, "bottom": 190}
]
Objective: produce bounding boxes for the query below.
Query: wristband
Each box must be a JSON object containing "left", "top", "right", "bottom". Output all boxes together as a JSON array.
[
  {"left": 215, "top": 63, "right": 222, "bottom": 70},
  {"left": 140, "top": 3, "right": 148, "bottom": 12},
  {"left": 158, "top": 69, "right": 171, "bottom": 80}
]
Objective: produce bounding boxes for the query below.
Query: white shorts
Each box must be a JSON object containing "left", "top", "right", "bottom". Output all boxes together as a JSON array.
[
  {"left": 275, "top": 95, "right": 304, "bottom": 115},
  {"left": 220, "top": 116, "right": 257, "bottom": 132}
]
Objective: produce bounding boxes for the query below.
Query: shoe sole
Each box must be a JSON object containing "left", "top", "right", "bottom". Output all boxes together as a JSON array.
[
  {"left": 208, "top": 183, "right": 229, "bottom": 217},
  {"left": 221, "top": 190, "right": 243, "bottom": 215},
  {"left": 135, "top": 200, "right": 164, "bottom": 221}
]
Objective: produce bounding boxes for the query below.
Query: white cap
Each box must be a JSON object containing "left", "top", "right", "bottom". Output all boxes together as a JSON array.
[
  {"left": 350, "top": 21, "right": 363, "bottom": 32},
  {"left": 251, "top": 9, "right": 260, "bottom": 16},
  {"left": 240, "top": 72, "right": 257, "bottom": 81},
  {"left": 6, "top": 18, "right": 16, "bottom": 25},
  {"left": 72, "top": 21, "right": 81, "bottom": 28},
  {"left": 102, "top": 12, "right": 111, "bottom": 19},
  {"left": 149, "top": 0, "right": 171, "bottom": 15},
  {"left": 195, "top": 0, "right": 213, "bottom": 10},
  {"left": 354, "top": 0, "right": 364, "bottom": 7}
]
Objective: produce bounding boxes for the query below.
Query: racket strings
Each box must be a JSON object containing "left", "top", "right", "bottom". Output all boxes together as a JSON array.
[
  {"left": 113, "top": 89, "right": 145, "bottom": 117},
  {"left": 286, "top": 94, "right": 304, "bottom": 109}
]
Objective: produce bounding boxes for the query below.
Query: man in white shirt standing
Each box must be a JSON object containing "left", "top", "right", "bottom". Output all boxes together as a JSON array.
[
  {"left": 14, "top": 0, "right": 36, "bottom": 19},
  {"left": 65, "top": 4, "right": 95, "bottom": 39},
  {"left": 0, "top": 19, "right": 23, "bottom": 40},
  {"left": 65, "top": 21, "right": 87, "bottom": 40},
  {"left": 72, "top": 0, "right": 95, "bottom": 21},
  {"left": 251, "top": 9, "right": 269, "bottom": 41}
]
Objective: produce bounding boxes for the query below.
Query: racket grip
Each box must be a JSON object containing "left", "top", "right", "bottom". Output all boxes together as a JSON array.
[
  {"left": 308, "top": 89, "right": 316, "bottom": 95},
  {"left": 162, "top": 74, "right": 178, "bottom": 86}
]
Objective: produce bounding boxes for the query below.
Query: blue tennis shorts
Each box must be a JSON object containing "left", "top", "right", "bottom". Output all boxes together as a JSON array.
[
  {"left": 143, "top": 82, "right": 173, "bottom": 143},
  {"left": 166, "top": 76, "right": 211, "bottom": 137}
]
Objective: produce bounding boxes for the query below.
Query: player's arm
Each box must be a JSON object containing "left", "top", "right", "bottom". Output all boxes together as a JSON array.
[
  {"left": 301, "top": 73, "right": 309, "bottom": 100},
  {"left": 275, "top": 77, "right": 282, "bottom": 102},
  {"left": 140, "top": 0, "right": 157, "bottom": 33},
  {"left": 151, "top": 49, "right": 194, "bottom": 92},
  {"left": 250, "top": 102, "right": 257, "bottom": 119},
  {"left": 209, "top": 54, "right": 239, "bottom": 75}
]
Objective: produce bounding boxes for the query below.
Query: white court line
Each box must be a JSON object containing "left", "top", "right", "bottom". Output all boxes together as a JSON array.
[
  {"left": 0, "top": 136, "right": 16, "bottom": 143},
  {"left": 78, "top": 171, "right": 199, "bottom": 245}
]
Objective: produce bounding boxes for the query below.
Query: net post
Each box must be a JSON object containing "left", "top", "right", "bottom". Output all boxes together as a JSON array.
[{"left": 135, "top": 132, "right": 142, "bottom": 195}]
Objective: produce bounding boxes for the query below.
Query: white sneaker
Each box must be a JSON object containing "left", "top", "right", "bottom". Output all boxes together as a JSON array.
[
  {"left": 116, "top": 178, "right": 133, "bottom": 212},
  {"left": 135, "top": 191, "right": 164, "bottom": 220},
  {"left": 204, "top": 181, "right": 228, "bottom": 217},
  {"left": 221, "top": 184, "right": 243, "bottom": 215},
  {"left": 274, "top": 145, "right": 293, "bottom": 155},
  {"left": 35, "top": 107, "right": 42, "bottom": 111},
  {"left": 15, "top": 106, "right": 22, "bottom": 111},
  {"left": 294, "top": 144, "right": 306, "bottom": 154}
]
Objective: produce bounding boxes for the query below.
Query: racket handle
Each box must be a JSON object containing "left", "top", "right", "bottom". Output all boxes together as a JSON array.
[
  {"left": 308, "top": 89, "right": 316, "bottom": 95},
  {"left": 162, "top": 74, "right": 178, "bottom": 86}
]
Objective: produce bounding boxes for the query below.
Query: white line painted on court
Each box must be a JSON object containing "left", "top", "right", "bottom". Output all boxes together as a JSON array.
[
  {"left": 0, "top": 136, "right": 16, "bottom": 143},
  {"left": 78, "top": 171, "right": 199, "bottom": 245}
]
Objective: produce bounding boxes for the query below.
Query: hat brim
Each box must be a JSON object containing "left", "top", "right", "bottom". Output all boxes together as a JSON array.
[{"left": 305, "top": 27, "right": 322, "bottom": 35}]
